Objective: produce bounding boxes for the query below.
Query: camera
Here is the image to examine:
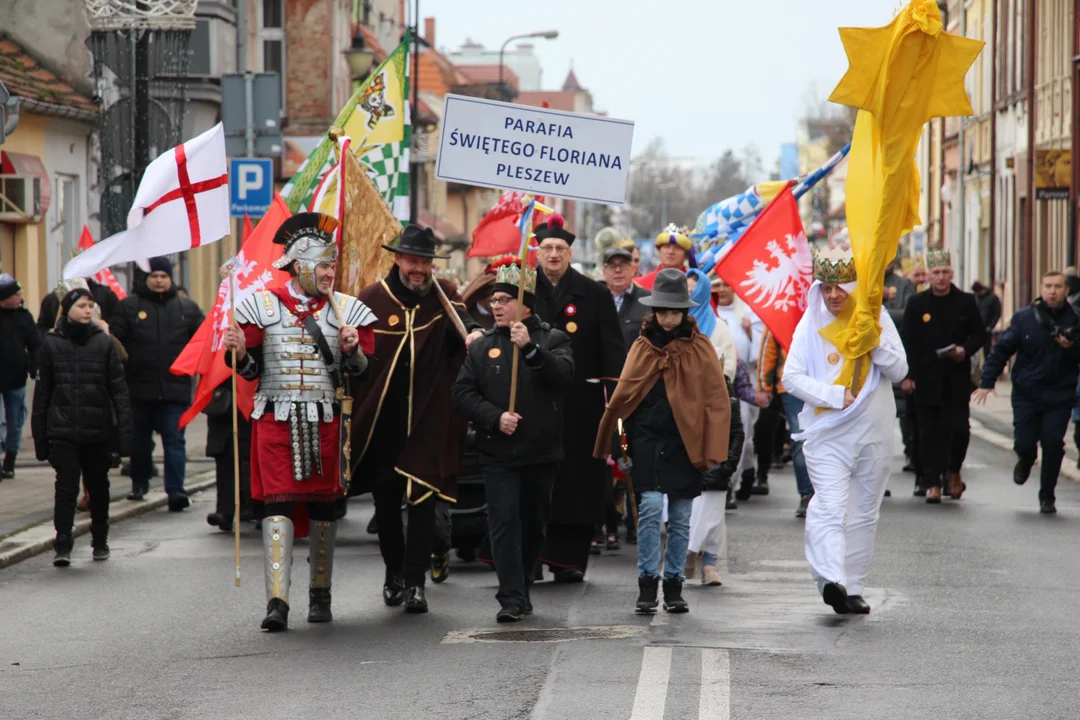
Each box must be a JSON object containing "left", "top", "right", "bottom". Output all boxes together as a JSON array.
[{"left": 1052, "top": 325, "right": 1080, "bottom": 344}]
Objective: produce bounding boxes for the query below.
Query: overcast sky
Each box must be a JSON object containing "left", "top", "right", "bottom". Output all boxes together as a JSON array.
[{"left": 430, "top": 0, "right": 902, "bottom": 167}]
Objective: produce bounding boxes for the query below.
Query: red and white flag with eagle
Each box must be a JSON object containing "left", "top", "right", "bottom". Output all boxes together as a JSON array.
[
  {"left": 63, "top": 124, "right": 230, "bottom": 279},
  {"left": 714, "top": 184, "right": 812, "bottom": 350}
]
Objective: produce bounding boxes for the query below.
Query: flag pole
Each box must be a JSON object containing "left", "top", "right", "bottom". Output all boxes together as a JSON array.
[
  {"left": 508, "top": 199, "right": 535, "bottom": 415},
  {"left": 230, "top": 225, "right": 241, "bottom": 587}
]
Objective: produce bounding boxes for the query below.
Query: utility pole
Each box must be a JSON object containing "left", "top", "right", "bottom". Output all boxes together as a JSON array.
[{"left": 410, "top": 0, "right": 419, "bottom": 225}]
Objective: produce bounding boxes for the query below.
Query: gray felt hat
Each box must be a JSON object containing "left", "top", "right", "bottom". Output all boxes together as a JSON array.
[{"left": 639, "top": 268, "right": 698, "bottom": 309}]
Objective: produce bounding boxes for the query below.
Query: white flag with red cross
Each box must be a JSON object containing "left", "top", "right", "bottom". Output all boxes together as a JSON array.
[{"left": 63, "top": 124, "right": 230, "bottom": 280}]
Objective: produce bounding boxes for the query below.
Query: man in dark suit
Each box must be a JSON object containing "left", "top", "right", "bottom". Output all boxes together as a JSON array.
[
  {"left": 901, "top": 251, "right": 987, "bottom": 503},
  {"left": 533, "top": 215, "right": 626, "bottom": 581},
  {"left": 602, "top": 246, "right": 651, "bottom": 352}
]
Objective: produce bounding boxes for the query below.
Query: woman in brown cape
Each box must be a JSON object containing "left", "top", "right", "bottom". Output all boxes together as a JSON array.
[{"left": 593, "top": 269, "right": 731, "bottom": 615}]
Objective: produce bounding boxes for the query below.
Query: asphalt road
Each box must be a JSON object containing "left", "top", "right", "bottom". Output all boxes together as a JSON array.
[{"left": 1, "top": 432, "right": 1078, "bottom": 720}]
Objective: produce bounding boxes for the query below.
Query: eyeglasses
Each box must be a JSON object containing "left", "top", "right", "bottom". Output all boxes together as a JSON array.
[
  {"left": 538, "top": 246, "right": 570, "bottom": 255},
  {"left": 491, "top": 296, "right": 516, "bottom": 306}
]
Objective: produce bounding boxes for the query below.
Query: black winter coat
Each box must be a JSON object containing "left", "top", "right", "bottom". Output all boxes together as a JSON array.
[
  {"left": 980, "top": 300, "right": 1080, "bottom": 407},
  {"left": 203, "top": 385, "right": 252, "bottom": 459},
  {"left": 453, "top": 317, "right": 575, "bottom": 467},
  {"left": 32, "top": 318, "right": 133, "bottom": 459},
  {"left": 902, "top": 286, "right": 987, "bottom": 406},
  {"left": 613, "top": 284, "right": 652, "bottom": 353},
  {"left": 535, "top": 268, "right": 626, "bottom": 524},
  {"left": 110, "top": 285, "right": 204, "bottom": 404},
  {"left": 37, "top": 279, "right": 120, "bottom": 336},
  {"left": 0, "top": 305, "right": 40, "bottom": 392}
]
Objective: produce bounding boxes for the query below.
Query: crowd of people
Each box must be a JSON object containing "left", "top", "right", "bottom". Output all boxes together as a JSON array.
[{"left": 2, "top": 210, "right": 1079, "bottom": 630}]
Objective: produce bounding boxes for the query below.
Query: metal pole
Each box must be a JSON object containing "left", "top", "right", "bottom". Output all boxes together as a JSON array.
[
  {"left": 236, "top": 0, "right": 247, "bottom": 72},
  {"left": 956, "top": 1, "right": 967, "bottom": 286},
  {"left": 244, "top": 73, "right": 255, "bottom": 157},
  {"left": 410, "top": 0, "right": 419, "bottom": 225}
]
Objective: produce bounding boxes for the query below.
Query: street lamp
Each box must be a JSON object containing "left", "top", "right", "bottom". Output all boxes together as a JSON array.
[
  {"left": 498, "top": 30, "right": 559, "bottom": 96},
  {"left": 343, "top": 28, "right": 376, "bottom": 82}
]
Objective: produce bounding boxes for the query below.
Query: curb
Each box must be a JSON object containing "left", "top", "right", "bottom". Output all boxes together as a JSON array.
[
  {"left": 969, "top": 417, "right": 1080, "bottom": 485},
  {"left": 0, "top": 470, "right": 217, "bottom": 570}
]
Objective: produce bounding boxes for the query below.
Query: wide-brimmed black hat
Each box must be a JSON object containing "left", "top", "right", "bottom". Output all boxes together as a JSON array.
[
  {"left": 383, "top": 223, "right": 451, "bottom": 259},
  {"left": 639, "top": 268, "right": 698, "bottom": 309}
]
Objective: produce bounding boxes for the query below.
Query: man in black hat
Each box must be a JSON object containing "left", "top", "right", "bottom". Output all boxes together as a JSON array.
[
  {"left": 110, "top": 256, "right": 204, "bottom": 508},
  {"left": 532, "top": 214, "right": 625, "bottom": 581},
  {"left": 351, "top": 224, "right": 484, "bottom": 614}
]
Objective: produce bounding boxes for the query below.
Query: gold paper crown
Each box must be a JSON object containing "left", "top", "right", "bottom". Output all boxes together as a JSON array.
[
  {"left": 494, "top": 261, "right": 537, "bottom": 295},
  {"left": 812, "top": 245, "right": 857, "bottom": 284},
  {"left": 925, "top": 250, "right": 952, "bottom": 269},
  {"left": 655, "top": 223, "right": 692, "bottom": 251}
]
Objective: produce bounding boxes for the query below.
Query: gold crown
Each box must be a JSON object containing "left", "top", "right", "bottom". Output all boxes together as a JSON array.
[
  {"left": 925, "top": 250, "right": 952, "bottom": 269},
  {"left": 812, "top": 245, "right": 857, "bottom": 284},
  {"left": 494, "top": 261, "right": 537, "bottom": 294}
]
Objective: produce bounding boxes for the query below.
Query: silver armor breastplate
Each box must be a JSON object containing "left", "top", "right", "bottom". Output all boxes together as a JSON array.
[{"left": 236, "top": 290, "right": 342, "bottom": 423}]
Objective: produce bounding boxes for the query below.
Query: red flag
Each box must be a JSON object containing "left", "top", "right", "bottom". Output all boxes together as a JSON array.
[
  {"left": 468, "top": 191, "right": 549, "bottom": 258},
  {"left": 242, "top": 214, "right": 254, "bottom": 243},
  {"left": 172, "top": 194, "right": 292, "bottom": 428},
  {"left": 714, "top": 185, "right": 812, "bottom": 350},
  {"left": 77, "top": 227, "right": 127, "bottom": 299}
]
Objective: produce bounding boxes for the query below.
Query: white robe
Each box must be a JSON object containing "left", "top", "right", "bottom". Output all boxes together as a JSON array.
[{"left": 783, "top": 289, "right": 908, "bottom": 596}]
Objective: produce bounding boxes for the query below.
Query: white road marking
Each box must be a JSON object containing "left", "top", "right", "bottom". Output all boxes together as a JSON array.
[
  {"left": 699, "top": 649, "right": 731, "bottom": 720},
  {"left": 629, "top": 646, "right": 672, "bottom": 720}
]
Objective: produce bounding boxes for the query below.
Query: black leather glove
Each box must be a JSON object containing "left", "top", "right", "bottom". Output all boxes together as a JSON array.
[
  {"left": 35, "top": 442, "right": 50, "bottom": 463},
  {"left": 701, "top": 463, "right": 731, "bottom": 492}
]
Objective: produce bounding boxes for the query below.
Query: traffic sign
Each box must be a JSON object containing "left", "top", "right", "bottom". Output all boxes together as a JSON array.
[{"left": 229, "top": 158, "right": 273, "bottom": 217}]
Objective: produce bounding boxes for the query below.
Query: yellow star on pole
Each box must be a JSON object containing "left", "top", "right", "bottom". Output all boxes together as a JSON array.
[{"left": 817, "top": 0, "right": 985, "bottom": 395}]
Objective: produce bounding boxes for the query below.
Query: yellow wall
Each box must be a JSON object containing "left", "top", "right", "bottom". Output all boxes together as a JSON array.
[{"left": 0, "top": 112, "right": 50, "bottom": 312}]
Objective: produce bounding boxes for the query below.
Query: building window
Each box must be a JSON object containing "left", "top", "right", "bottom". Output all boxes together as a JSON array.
[
  {"left": 55, "top": 174, "right": 79, "bottom": 265},
  {"left": 260, "top": 0, "right": 286, "bottom": 109}
]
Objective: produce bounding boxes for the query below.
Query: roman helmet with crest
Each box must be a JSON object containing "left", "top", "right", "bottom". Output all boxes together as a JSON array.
[{"left": 271, "top": 212, "right": 339, "bottom": 295}]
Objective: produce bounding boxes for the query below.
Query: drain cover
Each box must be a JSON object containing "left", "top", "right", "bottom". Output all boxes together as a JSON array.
[{"left": 443, "top": 625, "right": 647, "bottom": 644}]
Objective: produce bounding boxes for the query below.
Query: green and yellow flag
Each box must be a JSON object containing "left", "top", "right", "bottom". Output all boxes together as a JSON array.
[
  {"left": 824, "top": 0, "right": 982, "bottom": 392},
  {"left": 282, "top": 29, "right": 412, "bottom": 221}
]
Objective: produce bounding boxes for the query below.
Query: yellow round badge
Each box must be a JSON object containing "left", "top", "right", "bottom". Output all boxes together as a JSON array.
[
  {"left": 827, "top": 352, "right": 840, "bottom": 365},
  {"left": 922, "top": 313, "right": 931, "bottom": 323},
  {"left": 388, "top": 315, "right": 400, "bottom": 327},
  {"left": 488, "top": 347, "right": 502, "bottom": 359},
  {"left": 566, "top": 321, "right": 578, "bottom": 334},
  {"left": 137, "top": 310, "right": 148, "bottom": 320}
]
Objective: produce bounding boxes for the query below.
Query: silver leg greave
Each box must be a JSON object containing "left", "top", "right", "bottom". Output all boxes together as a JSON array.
[
  {"left": 309, "top": 520, "right": 336, "bottom": 590},
  {"left": 263, "top": 515, "right": 294, "bottom": 604}
]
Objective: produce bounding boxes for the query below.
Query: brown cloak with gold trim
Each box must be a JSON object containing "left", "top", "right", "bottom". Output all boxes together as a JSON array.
[{"left": 350, "top": 277, "right": 468, "bottom": 503}]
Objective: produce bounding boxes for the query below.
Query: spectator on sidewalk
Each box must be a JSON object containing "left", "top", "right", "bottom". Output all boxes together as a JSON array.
[
  {"left": 110, "top": 257, "right": 204, "bottom": 509},
  {"left": 32, "top": 288, "right": 132, "bottom": 566},
  {"left": 0, "top": 274, "right": 40, "bottom": 480},
  {"left": 975, "top": 271, "right": 1080, "bottom": 514}
]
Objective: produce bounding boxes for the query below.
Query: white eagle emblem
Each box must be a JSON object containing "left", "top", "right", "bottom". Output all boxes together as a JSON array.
[{"left": 738, "top": 232, "right": 813, "bottom": 313}]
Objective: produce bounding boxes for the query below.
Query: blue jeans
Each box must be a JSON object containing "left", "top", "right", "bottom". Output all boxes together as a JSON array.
[
  {"left": 1, "top": 387, "right": 27, "bottom": 454},
  {"left": 131, "top": 401, "right": 187, "bottom": 497},
  {"left": 637, "top": 491, "right": 693, "bottom": 581},
  {"left": 781, "top": 392, "right": 813, "bottom": 497}
]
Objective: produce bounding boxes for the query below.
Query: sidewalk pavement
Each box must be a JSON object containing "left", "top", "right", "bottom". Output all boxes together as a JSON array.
[{"left": 0, "top": 383, "right": 216, "bottom": 540}]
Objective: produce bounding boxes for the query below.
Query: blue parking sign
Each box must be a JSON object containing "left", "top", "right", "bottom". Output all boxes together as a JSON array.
[{"left": 229, "top": 158, "right": 274, "bottom": 217}]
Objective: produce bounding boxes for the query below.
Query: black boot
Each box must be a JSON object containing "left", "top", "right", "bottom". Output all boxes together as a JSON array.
[
  {"left": 261, "top": 598, "right": 289, "bottom": 631},
  {"left": 751, "top": 474, "right": 770, "bottom": 495},
  {"left": 430, "top": 551, "right": 451, "bottom": 584},
  {"left": 735, "top": 469, "right": 755, "bottom": 501},
  {"left": 662, "top": 578, "right": 689, "bottom": 613},
  {"left": 53, "top": 533, "right": 73, "bottom": 567},
  {"left": 822, "top": 581, "right": 850, "bottom": 615},
  {"left": 308, "top": 588, "right": 332, "bottom": 623},
  {"left": 404, "top": 585, "right": 429, "bottom": 614},
  {"left": 1, "top": 451, "right": 15, "bottom": 479},
  {"left": 383, "top": 571, "right": 406, "bottom": 606},
  {"left": 90, "top": 524, "right": 110, "bottom": 561},
  {"left": 636, "top": 575, "right": 660, "bottom": 614}
]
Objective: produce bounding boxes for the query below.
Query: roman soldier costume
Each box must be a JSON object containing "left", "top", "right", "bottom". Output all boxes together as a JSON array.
[
  {"left": 230, "top": 212, "right": 376, "bottom": 632},
  {"left": 350, "top": 224, "right": 479, "bottom": 614}
]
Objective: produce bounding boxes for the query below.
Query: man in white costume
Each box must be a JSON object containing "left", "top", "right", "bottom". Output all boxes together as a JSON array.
[{"left": 783, "top": 245, "right": 908, "bottom": 615}]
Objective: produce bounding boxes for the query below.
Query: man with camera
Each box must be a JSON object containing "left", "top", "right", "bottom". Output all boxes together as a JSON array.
[
  {"left": 900, "top": 251, "right": 987, "bottom": 503},
  {"left": 975, "top": 271, "right": 1080, "bottom": 513}
]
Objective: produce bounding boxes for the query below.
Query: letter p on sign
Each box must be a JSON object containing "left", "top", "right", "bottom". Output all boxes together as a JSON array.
[{"left": 238, "top": 165, "right": 262, "bottom": 199}]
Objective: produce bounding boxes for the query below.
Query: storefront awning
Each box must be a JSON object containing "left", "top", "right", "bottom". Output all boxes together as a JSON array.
[{"left": 0, "top": 150, "right": 51, "bottom": 217}]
